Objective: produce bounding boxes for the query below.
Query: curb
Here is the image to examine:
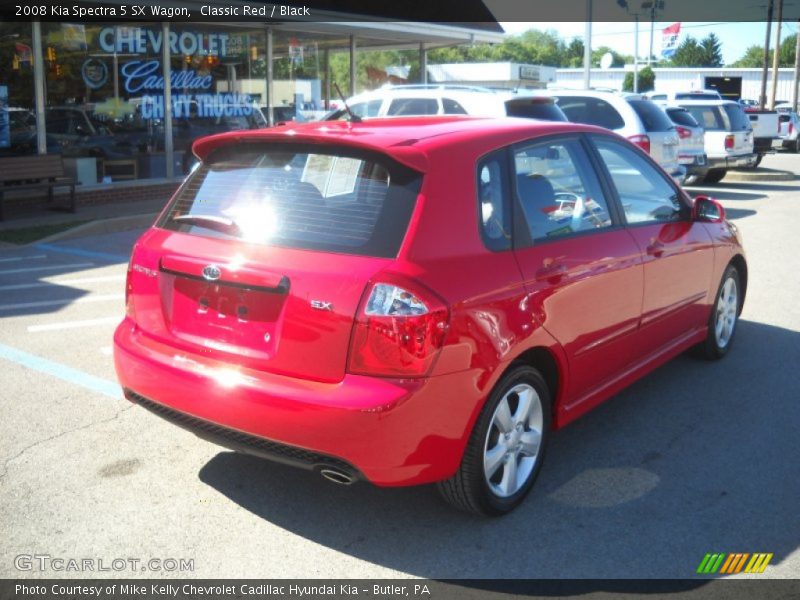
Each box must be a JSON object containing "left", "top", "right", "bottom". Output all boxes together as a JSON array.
[
  {"left": 725, "top": 168, "right": 795, "bottom": 182},
  {"left": 35, "top": 213, "right": 158, "bottom": 244}
]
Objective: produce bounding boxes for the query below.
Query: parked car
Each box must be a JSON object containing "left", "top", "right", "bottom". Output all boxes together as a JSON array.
[
  {"left": 649, "top": 89, "right": 722, "bottom": 102},
  {"left": 742, "top": 107, "right": 781, "bottom": 166},
  {"left": 659, "top": 105, "right": 708, "bottom": 185},
  {"left": 541, "top": 90, "right": 685, "bottom": 184},
  {"left": 324, "top": 85, "right": 568, "bottom": 122},
  {"left": 115, "top": 116, "right": 747, "bottom": 516},
  {"left": 677, "top": 100, "right": 757, "bottom": 183},
  {"left": 777, "top": 111, "right": 800, "bottom": 152}
]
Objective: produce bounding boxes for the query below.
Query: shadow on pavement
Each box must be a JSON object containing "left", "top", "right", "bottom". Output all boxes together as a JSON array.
[
  {"left": 685, "top": 189, "right": 766, "bottom": 202},
  {"left": 199, "top": 319, "right": 799, "bottom": 579},
  {"left": 723, "top": 208, "right": 758, "bottom": 221}
]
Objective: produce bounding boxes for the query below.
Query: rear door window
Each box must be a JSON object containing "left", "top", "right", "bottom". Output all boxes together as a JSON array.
[
  {"left": 557, "top": 96, "right": 625, "bottom": 130},
  {"left": 666, "top": 108, "right": 700, "bottom": 128},
  {"left": 505, "top": 99, "right": 568, "bottom": 121},
  {"left": 442, "top": 98, "right": 468, "bottom": 114},
  {"left": 513, "top": 138, "right": 613, "bottom": 242},
  {"left": 387, "top": 98, "right": 439, "bottom": 116},
  {"left": 629, "top": 100, "right": 675, "bottom": 132},
  {"left": 159, "top": 145, "right": 421, "bottom": 258}
]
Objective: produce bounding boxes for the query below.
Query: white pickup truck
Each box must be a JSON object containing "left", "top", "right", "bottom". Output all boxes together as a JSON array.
[{"left": 744, "top": 108, "right": 781, "bottom": 167}]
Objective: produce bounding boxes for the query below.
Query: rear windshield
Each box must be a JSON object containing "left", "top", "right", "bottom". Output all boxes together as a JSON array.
[
  {"left": 505, "top": 99, "right": 568, "bottom": 122},
  {"left": 666, "top": 108, "right": 700, "bottom": 128},
  {"left": 724, "top": 105, "right": 752, "bottom": 131},
  {"left": 629, "top": 100, "right": 675, "bottom": 132},
  {"left": 675, "top": 93, "right": 720, "bottom": 100},
  {"left": 159, "top": 145, "right": 421, "bottom": 258},
  {"left": 682, "top": 105, "right": 727, "bottom": 131}
]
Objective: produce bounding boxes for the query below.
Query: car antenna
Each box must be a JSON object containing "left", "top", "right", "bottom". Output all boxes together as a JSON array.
[{"left": 333, "top": 82, "right": 361, "bottom": 123}]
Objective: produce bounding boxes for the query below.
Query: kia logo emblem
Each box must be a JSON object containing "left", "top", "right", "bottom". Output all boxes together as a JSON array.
[{"left": 202, "top": 265, "right": 222, "bottom": 281}]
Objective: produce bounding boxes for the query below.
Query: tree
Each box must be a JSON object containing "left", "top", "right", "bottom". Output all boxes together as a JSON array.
[
  {"left": 700, "top": 33, "right": 723, "bottom": 68},
  {"left": 731, "top": 45, "right": 768, "bottom": 68},
  {"left": 622, "top": 66, "right": 655, "bottom": 92},
  {"left": 671, "top": 35, "right": 708, "bottom": 67},
  {"left": 564, "top": 38, "right": 584, "bottom": 68}
]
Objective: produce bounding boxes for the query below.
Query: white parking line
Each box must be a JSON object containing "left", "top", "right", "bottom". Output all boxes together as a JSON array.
[
  {"left": 0, "top": 262, "right": 94, "bottom": 276},
  {"left": 0, "top": 254, "right": 47, "bottom": 263},
  {"left": 27, "top": 316, "right": 122, "bottom": 332},
  {"left": 0, "top": 274, "right": 125, "bottom": 291},
  {"left": 0, "top": 293, "right": 124, "bottom": 312}
]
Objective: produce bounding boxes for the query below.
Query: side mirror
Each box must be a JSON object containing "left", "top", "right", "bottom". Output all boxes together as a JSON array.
[{"left": 694, "top": 196, "right": 725, "bottom": 223}]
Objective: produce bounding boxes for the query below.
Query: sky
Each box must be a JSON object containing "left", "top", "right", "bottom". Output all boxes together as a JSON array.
[{"left": 500, "top": 22, "right": 794, "bottom": 66}]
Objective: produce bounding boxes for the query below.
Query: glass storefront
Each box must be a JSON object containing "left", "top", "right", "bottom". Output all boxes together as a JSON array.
[
  {"left": 0, "top": 19, "right": 497, "bottom": 189},
  {"left": 0, "top": 22, "right": 37, "bottom": 158}
]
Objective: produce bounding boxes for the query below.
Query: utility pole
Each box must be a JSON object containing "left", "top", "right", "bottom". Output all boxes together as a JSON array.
[
  {"left": 634, "top": 14, "right": 640, "bottom": 92},
  {"left": 583, "top": 0, "right": 592, "bottom": 89},
  {"left": 648, "top": 5, "right": 655, "bottom": 65},
  {"left": 770, "top": 0, "right": 783, "bottom": 109},
  {"left": 793, "top": 19, "right": 800, "bottom": 111},
  {"left": 760, "top": 0, "right": 774, "bottom": 109}
]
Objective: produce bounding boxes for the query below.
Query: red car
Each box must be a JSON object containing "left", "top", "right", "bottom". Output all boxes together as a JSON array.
[{"left": 114, "top": 116, "right": 746, "bottom": 516}]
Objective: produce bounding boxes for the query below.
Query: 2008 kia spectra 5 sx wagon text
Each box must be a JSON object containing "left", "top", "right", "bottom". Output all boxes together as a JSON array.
[{"left": 114, "top": 117, "right": 746, "bottom": 516}]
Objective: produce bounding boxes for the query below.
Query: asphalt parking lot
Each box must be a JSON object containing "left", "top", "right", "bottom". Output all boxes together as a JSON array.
[{"left": 1, "top": 154, "right": 798, "bottom": 580}]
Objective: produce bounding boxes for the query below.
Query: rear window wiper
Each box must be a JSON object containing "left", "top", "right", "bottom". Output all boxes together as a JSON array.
[{"left": 170, "top": 214, "right": 242, "bottom": 236}]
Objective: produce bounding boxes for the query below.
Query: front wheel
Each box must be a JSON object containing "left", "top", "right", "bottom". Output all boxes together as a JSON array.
[
  {"left": 695, "top": 265, "right": 741, "bottom": 360},
  {"left": 437, "top": 365, "right": 551, "bottom": 516}
]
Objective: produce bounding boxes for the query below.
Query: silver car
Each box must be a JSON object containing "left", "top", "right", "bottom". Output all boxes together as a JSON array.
[
  {"left": 662, "top": 106, "right": 707, "bottom": 185},
  {"left": 778, "top": 111, "right": 800, "bottom": 153},
  {"left": 542, "top": 90, "right": 685, "bottom": 185}
]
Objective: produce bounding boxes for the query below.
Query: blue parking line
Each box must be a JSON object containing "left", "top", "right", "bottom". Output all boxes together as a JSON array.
[
  {"left": 34, "top": 243, "right": 130, "bottom": 263},
  {"left": 0, "top": 342, "right": 123, "bottom": 400}
]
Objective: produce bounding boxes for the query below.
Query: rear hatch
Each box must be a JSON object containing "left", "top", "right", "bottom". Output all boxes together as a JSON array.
[
  {"left": 683, "top": 104, "right": 753, "bottom": 157},
  {"left": 127, "top": 143, "right": 421, "bottom": 383},
  {"left": 628, "top": 99, "right": 680, "bottom": 173},
  {"left": 666, "top": 107, "right": 705, "bottom": 162}
]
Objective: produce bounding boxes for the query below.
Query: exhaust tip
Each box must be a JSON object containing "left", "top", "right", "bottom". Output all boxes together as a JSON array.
[{"left": 319, "top": 467, "right": 356, "bottom": 486}]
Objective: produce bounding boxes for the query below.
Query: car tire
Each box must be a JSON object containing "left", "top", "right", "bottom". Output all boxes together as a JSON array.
[
  {"left": 703, "top": 169, "right": 727, "bottom": 184},
  {"left": 437, "top": 365, "right": 551, "bottom": 516},
  {"left": 694, "top": 265, "right": 741, "bottom": 360},
  {"left": 794, "top": 138, "right": 800, "bottom": 154}
]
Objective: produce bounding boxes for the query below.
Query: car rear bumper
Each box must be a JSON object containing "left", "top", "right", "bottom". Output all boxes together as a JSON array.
[
  {"left": 707, "top": 153, "right": 758, "bottom": 169},
  {"left": 113, "top": 320, "right": 480, "bottom": 487}
]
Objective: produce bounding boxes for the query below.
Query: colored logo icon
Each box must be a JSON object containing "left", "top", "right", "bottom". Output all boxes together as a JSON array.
[{"left": 697, "top": 552, "right": 773, "bottom": 574}]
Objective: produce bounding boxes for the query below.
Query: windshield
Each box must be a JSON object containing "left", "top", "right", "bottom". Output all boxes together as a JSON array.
[{"left": 159, "top": 145, "right": 421, "bottom": 258}]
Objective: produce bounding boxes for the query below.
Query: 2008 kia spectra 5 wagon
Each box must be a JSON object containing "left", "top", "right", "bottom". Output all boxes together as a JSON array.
[{"left": 114, "top": 116, "right": 746, "bottom": 516}]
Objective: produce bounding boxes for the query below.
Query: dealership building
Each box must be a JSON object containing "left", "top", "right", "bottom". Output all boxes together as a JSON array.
[
  {"left": 555, "top": 66, "right": 799, "bottom": 102},
  {"left": 0, "top": 11, "right": 501, "bottom": 208}
]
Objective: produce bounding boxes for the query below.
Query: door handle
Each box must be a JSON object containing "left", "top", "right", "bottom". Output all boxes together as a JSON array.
[
  {"left": 646, "top": 240, "right": 665, "bottom": 258},
  {"left": 537, "top": 262, "right": 567, "bottom": 282}
]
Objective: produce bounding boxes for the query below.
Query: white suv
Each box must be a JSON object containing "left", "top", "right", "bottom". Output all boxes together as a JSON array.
[
  {"left": 324, "top": 85, "right": 568, "bottom": 122},
  {"left": 540, "top": 90, "right": 685, "bottom": 184},
  {"left": 677, "top": 100, "right": 757, "bottom": 183}
]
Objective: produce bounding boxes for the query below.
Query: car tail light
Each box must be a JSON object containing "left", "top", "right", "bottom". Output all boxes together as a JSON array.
[
  {"left": 348, "top": 278, "right": 449, "bottom": 378},
  {"left": 724, "top": 134, "right": 735, "bottom": 150},
  {"left": 628, "top": 134, "right": 651, "bottom": 154},
  {"left": 789, "top": 122, "right": 793, "bottom": 135},
  {"left": 676, "top": 126, "right": 692, "bottom": 139},
  {"left": 125, "top": 261, "right": 135, "bottom": 319}
]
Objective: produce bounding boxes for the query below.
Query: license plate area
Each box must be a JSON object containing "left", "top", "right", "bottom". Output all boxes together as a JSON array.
[{"left": 161, "top": 274, "right": 284, "bottom": 357}]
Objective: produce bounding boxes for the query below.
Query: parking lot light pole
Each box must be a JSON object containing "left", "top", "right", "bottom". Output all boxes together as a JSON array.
[
  {"left": 770, "top": 0, "right": 783, "bottom": 110},
  {"left": 760, "top": 0, "right": 774, "bottom": 109}
]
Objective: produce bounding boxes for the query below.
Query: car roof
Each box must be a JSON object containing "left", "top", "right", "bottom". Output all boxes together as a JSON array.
[{"left": 192, "top": 116, "right": 610, "bottom": 173}]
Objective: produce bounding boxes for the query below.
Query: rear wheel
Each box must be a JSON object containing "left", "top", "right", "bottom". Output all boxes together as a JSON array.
[
  {"left": 793, "top": 138, "right": 800, "bottom": 153},
  {"left": 695, "top": 265, "right": 741, "bottom": 360},
  {"left": 437, "top": 365, "right": 551, "bottom": 516},
  {"left": 703, "top": 169, "right": 727, "bottom": 184}
]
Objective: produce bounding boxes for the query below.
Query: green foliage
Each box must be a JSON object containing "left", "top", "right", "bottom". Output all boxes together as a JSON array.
[
  {"left": 700, "top": 33, "right": 723, "bottom": 68},
  {"left": 622, "top": 66, "right": 655, "bottom": 93},
  {"left": 731, "top": 34, "right": 797, "bottom": 67}
]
